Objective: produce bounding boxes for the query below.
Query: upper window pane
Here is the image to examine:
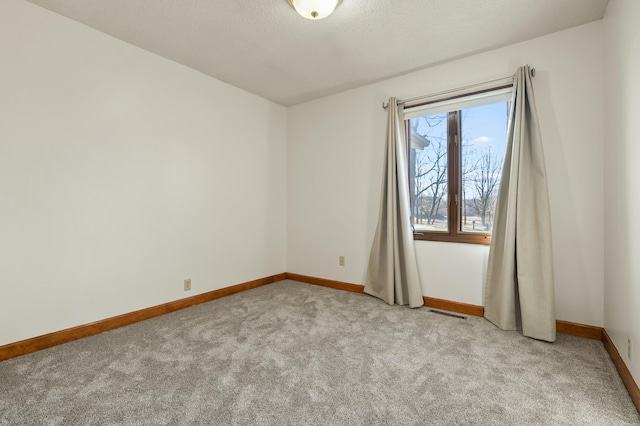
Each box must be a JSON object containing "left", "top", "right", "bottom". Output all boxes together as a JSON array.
[
  {"left": 460, "top": 101, "right": 508, "bottom": 234},
  {"left": 404, "top": 87, "right": 512, "bottom": 120},
  {"left": 409, "top": 113, "right": 449, "bottom": 233}
]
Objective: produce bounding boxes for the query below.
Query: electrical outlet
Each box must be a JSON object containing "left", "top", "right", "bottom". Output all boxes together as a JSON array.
[
  {"left": 339, "top": 256, "right": 345, "bottom": 266},
  {"left": 628, "top": 337, "right": 632, "bottom": 360},
  {"left": 184, "top": 279, "right": 191, "bottom": 292}
]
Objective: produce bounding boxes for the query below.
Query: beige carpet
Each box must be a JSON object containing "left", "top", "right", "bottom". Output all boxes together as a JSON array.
[{"left": 1, "top": 280, "right": 638, "bottom": 425}]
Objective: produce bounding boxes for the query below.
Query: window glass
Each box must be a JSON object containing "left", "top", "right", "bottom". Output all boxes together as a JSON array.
[
  {"left": 409, "top": 113, "right": 448, "bottom": 233},
  {"left": 460, "top": 101, "right": 508, "bottom": 234},
  {"left": 407, "top": 92, "right": 510, "bottom": 244}
]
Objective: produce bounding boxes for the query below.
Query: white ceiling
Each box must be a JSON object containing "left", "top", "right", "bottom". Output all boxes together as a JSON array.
[{"left": 25, "top": 0, "right": 609, "bottom": 106}]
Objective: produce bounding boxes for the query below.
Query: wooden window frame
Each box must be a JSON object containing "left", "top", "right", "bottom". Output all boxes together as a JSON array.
[{"left": 408, "top": 111, "right": 492, "bottom": 246}]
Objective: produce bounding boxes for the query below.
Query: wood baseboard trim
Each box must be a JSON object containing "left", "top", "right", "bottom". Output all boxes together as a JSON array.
[
  {"left": 556, "top": 320, "right": 603, "bottom": 340},
  {"left": 283, "top": 274, "right": 608, "bottom": 340},
  {"left": 285, "top": 273, "right": 365, "bottom": 293},
  {"left": 602, "top": 329, "right": 640, "bottom": 412},
  {"left": 285, "top": 273, "right": 487, "bottom": 317},
  {"left": 424, "top": 297, "right": 484, "bottom": 317},
  {"left": 0, "top": 273, "right": 287, "bottom": 362}
]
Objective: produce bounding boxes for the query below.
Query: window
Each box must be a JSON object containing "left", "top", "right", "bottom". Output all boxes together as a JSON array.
[{"left": 406, "top": 88, "right": 511, "bottom": 245}]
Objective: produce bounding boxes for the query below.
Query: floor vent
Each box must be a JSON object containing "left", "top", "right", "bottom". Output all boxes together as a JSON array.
[{"left": 428, "top": 309, "right": 467, "bottom": 320}]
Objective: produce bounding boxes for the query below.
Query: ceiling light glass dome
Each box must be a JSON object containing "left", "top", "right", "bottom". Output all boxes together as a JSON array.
[{"left": 287, "top": 0, "right": 342, "bottom": 20}]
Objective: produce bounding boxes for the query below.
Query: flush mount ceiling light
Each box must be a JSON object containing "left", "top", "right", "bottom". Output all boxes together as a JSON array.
[{"left": 287, "top": 0, "right": 343, "bottom": 20}]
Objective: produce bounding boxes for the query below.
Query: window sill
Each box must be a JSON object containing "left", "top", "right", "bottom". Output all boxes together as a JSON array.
[{"left": 413, "top": 233, "right": 491, "bottom": 246}]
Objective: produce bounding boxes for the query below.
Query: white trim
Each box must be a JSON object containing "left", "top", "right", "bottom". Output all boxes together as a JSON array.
[{"left": 404, "top": 87, "right": 513, "bottom": 119}]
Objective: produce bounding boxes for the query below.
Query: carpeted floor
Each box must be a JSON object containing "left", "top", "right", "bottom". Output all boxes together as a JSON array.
[{"left": 1, "top": 280, "right": 638, "bottom": 425}]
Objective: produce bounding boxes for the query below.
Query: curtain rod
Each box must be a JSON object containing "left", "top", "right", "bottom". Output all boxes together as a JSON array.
[{"left": 382, "top": 67, "right": 536, "bottom": 110}]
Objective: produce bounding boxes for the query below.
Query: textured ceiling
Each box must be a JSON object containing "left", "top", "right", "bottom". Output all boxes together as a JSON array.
[{"left": 25, "top": 0, "right": 609, "bottom": 106}]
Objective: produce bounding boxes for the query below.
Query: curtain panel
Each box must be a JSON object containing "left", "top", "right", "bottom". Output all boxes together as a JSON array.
[
  {"left": 484, "top": 66, "right": 556, "bottom": 342},
  {"left": 364, "top": 97, "right": 424, "bottom": 308}
]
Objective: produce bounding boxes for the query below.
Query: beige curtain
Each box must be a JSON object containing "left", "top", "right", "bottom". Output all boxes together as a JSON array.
[
  {"left": 364, "top": 97, "right": 424, "bottom": 308},
  {"left": 484, "top": 66, "right": 556, "bottom": 342}
]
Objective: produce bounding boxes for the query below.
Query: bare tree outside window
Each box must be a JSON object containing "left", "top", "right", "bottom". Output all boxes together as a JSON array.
[
  {"left": 460, "top": 103, "right": 508, "bottom": 234},
  {"left": 409, "top": 113, "right": 448, "bottom": 232},
  {"left": 464, "top": 147, "right": 502, "bottom": 231}
]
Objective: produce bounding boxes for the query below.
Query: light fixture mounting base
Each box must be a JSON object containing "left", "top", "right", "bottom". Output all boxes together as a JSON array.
[{"left": 286, "top": 0, "right": 343, "bottom": 20}]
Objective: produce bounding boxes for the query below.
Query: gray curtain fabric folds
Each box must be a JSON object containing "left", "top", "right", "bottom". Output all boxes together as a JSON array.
[
  {"left": 484, "top": 65, "right": 556, "bottom": 342},
  {"left": 364, "top": 98, "right": 424, "bottom": 308}
]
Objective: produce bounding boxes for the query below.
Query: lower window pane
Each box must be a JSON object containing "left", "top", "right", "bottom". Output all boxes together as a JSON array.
[{"left": 409, "top": 113, "right": 449, "bottom": 233}]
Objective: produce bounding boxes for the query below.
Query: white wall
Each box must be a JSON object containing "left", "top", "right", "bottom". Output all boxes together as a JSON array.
[
  {"left": 0, "top": 0, "right": 287, "bottom": 346},
  {"left": 603, "top": 0, "right": 640, "bottom": 384},
  {"left": 287, "top": 22, "right": 605, "bottom": 326},
  {"left": 0, "top": 0, "right": 613, "bottom": 348}
]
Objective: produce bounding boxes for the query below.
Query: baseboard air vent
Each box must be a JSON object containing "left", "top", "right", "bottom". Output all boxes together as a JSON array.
[{"left": 428, "top": 309, "right": 467, "bottom": 320}]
